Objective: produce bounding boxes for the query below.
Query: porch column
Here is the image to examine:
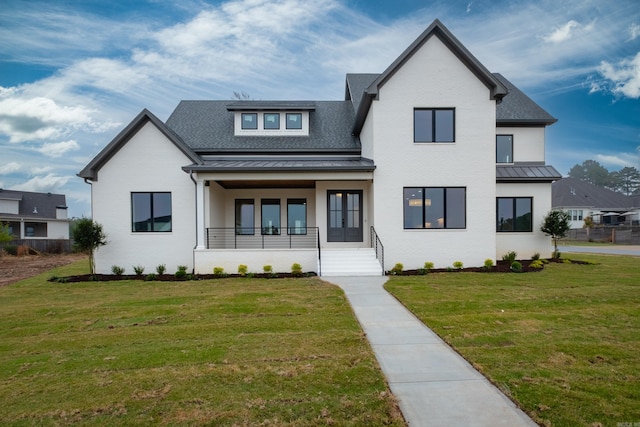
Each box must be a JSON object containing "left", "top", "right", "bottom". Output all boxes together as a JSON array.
[{"left": 195, "top": 178, "right": 206, "bottom": 250}]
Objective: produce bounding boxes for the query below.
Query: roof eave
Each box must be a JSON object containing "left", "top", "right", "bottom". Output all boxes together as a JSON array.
[
  {"left": 182, "top": 165, "right": 376, "bottom": 173},
  {"left": 497, "top": 118, "right": 558, "bottom": 126}
]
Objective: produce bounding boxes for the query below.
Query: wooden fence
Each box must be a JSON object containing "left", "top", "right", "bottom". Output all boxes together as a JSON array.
[
  {"left": 2, "top": 239, "right": 74, "bottom": 254},
  {"left": 565, "top": 227, "right": 640, "bottom": 245}
]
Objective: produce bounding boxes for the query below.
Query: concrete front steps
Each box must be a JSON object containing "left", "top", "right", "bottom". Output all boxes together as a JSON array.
[{"left": 320, "top": 248, "right": 384, "bottom": 276}]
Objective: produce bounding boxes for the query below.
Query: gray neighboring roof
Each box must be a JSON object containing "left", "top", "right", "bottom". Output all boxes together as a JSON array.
[
  {"left": 183, "top": 157, "right": 375, "bottom": 173},
  {"left": 353, "top": 19, "right": 508, "bottom": 134},
  {"left": 552, "top": 177, "right": 635, "bottom": 210},
  {"left": 166, "top": 101, "right": 361, "bottom": 153},
  {"left": 78, "top": 109, "right": 202, "bottom": 181},
  {"left": 0, "top": 189, "right": 66, "bottom": 220},
  {"left": 494, "top": 74, "right": 557, "bottom": 126},
  {"left": 496, "top": 164, "right": 561, "bottom": 182}
]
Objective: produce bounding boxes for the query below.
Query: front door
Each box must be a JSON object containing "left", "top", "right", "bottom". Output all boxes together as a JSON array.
[{"left": 327, "top": 190, "right": 363, "bottom": 242}]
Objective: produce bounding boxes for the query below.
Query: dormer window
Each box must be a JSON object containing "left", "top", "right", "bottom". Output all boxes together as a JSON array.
[
  {"left": 228, "top": 102, "right": 313, "bottom": 136},
  {"left": 264, "top": 113, "right": 280, "bottom": 129},
  {"left": 286, "top": 113, "right": 302, "bottom": 130},
  {"left": 241, "top": 113, "right": 257, "bottom": 130}
]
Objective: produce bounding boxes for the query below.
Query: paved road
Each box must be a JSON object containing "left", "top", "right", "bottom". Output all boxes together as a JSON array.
[{"left": 560, "top": 245, "right": 640, "bottom": 256}]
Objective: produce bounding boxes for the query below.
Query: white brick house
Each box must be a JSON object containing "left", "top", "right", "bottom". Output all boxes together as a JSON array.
[{"left": 79, "top": 20, "right": 560, "bottom": 275}]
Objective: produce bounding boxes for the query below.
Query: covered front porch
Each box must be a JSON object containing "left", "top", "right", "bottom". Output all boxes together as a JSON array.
[{"left": 187, "top": 163, "right": 381, "bottom": 275}]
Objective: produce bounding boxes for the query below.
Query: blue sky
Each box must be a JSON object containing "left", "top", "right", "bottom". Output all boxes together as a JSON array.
[{"left": 1, "top": 0, "right": 639, "bottom": 217}]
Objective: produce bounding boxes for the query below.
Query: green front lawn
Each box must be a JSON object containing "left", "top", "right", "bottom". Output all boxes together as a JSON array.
[
  {"left": 385, "top": 254, "right": 639, "bottom": 427},
  {"left": 0, "top": 260, "right": 403, "bottom": 426}
]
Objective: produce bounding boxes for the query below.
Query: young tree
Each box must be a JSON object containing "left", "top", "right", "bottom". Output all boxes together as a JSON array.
[
  {"left": 540, "top": 210, "right": 571, "bottom": 258},
  {"left": 0, "top": 222, "right": 13, "bottom": 256},
  {"left": 72, "top": 218, "right": 107, "bottom": 275}
]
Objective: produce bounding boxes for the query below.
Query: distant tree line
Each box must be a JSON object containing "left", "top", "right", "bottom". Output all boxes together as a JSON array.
[{"left": 568, "top": 160, "right": 640, "bottom": 196}]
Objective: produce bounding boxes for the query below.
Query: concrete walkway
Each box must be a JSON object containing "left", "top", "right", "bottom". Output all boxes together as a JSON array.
[{"left": 327, "top": 276, "right": 537, "bottom": 427}]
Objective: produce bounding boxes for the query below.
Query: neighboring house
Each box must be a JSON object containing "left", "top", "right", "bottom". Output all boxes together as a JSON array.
[
  {"left": 79, "top": 19, "right": 561, "bottom": 275},
  {"left": 553, "top": 177, "right": 640, "bottom": 228},
  {"left": 0, "top": 189, "right": 70, "bottom": 240}
]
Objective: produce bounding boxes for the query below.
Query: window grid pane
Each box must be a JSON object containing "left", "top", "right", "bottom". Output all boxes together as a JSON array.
[
  {"left": 414, "top": 109, "right": 454, "bottom": 143},
  {"left": 287, "top": 199, "right": 306, "bottom": 235},
  {"left": 261, "top": 199, "right": 281, "bottom": 235},
  {"left": 403, "top": 187, "right": 465, "bottom": 229},
  {"left": 497, "top": 197, "right": 532, "bottom": 232},
  {"left": 496, "top": 135, "right": 513, "bottom": 163},
  {"left": 132, "top": 192, "right": 172, "bottom": 232},
  {"left": 235, "top": 199, "right": 254, "bottom": 235}
]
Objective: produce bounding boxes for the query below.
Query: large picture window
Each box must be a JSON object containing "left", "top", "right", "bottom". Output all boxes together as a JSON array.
[
  {"left": 235, "top": 199, "right": 255, "bottom": 235},
  {"left": 132, "top": 192, "right": 172, "bottom": 232},
  {"left": 414, "top": 108, "right": 455, "bottom": 142},
  {"left": 497, "top": 197, "right": 532, "bottom": 232},
  {"left": 404, "top": 187, "right": 466, "bottom": 229},
  {"left": 287, "top": 199, "right": 307, "bottom": 234},
  {"left": 496, "top": 135, "right": 513, "bottom": 163},
  {"left": 261, "top": 199, "right": 281, "bottom": 235}
]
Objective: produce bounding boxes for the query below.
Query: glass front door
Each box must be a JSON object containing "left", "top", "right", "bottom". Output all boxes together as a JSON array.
[{"left": 327, "top": 190, "right": 363, "bottom": 242}]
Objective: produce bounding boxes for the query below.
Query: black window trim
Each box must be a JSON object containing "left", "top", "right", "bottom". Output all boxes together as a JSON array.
[
  {"left": 263, "top": 113, "right": 280, "bottom": 130},
  {"left": 241, "top": 113, "right": 258, "bottom": 130},
  {"left": 496, "top": 196, "right": 533, "bottom": 232},
  {"left": 285, "top": 113, "right": 303, "bottom": 130},
  {"left": 496, "top": 134, "right": 514, "bottom": 164},
  {"left": 286, "top": 198, "right": 307, "bottom": 235},
  {"left": 414, "top": 108, "right": 456, "bottom": 143},
  {"left": 235, "top": 198, "right": 255, "bottom": 235},
  {"left": 131, "top": 191, "right": 172, "bottom": 233},
  {"left": 261, "top": 198, "right": 281, "bottom": 235},
  {"left": 403, "top": 186, "right": 467, "bottom": 230}
]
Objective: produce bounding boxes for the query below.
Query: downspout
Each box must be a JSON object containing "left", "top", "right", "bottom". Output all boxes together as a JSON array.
[{"left": 189, "top": 170, "right": 197, "bottom": 274}]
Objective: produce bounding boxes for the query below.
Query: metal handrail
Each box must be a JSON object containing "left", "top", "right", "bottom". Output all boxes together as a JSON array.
[
  {"left": 205, "top": 227, "right": 319, "bottom": 249},
  {"left": 370, "top": 226, "right": 385, "bottom": 275},
  {"left": 317, "top": 228, "right": 321, "bottom": 276}
]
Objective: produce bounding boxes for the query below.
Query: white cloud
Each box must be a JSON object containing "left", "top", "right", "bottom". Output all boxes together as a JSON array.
[
  {"left": 629, "top": 23, "right": 640, "bottom": 41},
  {"left": 543, "top": 20, "right": 579, "bottom": 43},
  {"left": 0, "top": 162, "right": 21, "bottom": 175},
  {"left": 12, "top": 173, "right": 71, "bottom": 193},
  {"left": 39, "top": 140, "right": 80, "bottom": 158},
  {"left": 595, "top": 152, "right": 640, "bottom": 169},
  {"left": 597, "top": 52, "right": 640, "bottom": 98},
  {"left": 0, "top": 93, "right": 96, "bottom": 143}
]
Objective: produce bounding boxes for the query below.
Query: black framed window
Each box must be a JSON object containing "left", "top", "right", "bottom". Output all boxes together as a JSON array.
[
  {"left": 241, "top": 113, "right": 258, "bottom": 129},
  {"left": 497, "top": 197, "right": 532, "bottom": 232},
  {"left": 261, "top": 199, "right": 280, "bottom": 235},
  {"left": 414, "top": 108, "right": 455, "bottom": 142},
  {"left": 286, "top": 113, "right": 302, "bottom": 129},
  {"left": 132, "top": 192, "right": 172, "bottom": 232},
  {"left": 403, "top": 187, "right": 466, "bottom": 229},
  {"left": 496, "top": 135, "right": 513, "bottom": 163},
  {"left": 264, "top": 113, "right": 280, "bottom": 129},
  {"left": 235, "top": 199, "right": 254, "bottom": 235},
  {"left": 287, "top": 199, "right": 307, "bottom": 234}
]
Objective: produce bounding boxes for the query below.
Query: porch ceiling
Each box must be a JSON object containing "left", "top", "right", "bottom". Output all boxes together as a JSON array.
[{"left": 215, "top": 180, "right": 316, "bottom": 189}]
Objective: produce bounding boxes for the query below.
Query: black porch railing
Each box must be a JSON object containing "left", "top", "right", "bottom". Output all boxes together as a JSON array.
[
  {"left": 206, "top": 227, "right": 319, "bottom": 249},
  {"left": 370, "top": 226, "right": 384, "bottom": 274}
]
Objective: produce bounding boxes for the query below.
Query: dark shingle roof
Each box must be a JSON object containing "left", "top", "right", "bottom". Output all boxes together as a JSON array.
[
  {"left": 495, "top": 74, "right": 557, "bottom": 125},
  {"left": 0, "top": 189, "right": 66, "bottom": 219},
  {"left": 166, "top": 101, "right": 361, "bottom": 153},
  {"left": 552, "top": 178, "right": 635, "bottom": 210},
  {"left": 496, "top": 164, "right": 561, "bottom": 182},
  {"left": 345, "top": 74, "right": 378, "bottom": 112},
  {"left": 226, "top": 101, "right": 316, "bottom": 111}
]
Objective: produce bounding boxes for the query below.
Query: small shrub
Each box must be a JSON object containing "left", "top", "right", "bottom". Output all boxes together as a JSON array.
[
  {"left": 175, "top": 265, "right": 188, "bottom": 279},
  {"left": 156, "top": 264, "right": 166, "bottom": 275},
  {"left": 145, "top": 273, "right": 157, "bottom": 281},
  {"left": 453, "top": 261, "right": 463, "bottom": 270},
  {"left": 530, "top": 260, "right": 544, "bottom": 269},
  {"left": 111, "top": 265, "right": 125, "bottom": 275},
  {"left": 263, "top": 265, "right": 273, "bottom": 273},
  {"left": 416, "top": 268, "right": 428, "bottom": 275},
  {"left": 483, "top": 258, "right": 494, "bottom": 271},
  {"left": 531, "top": 252, "right": 541, "bottom": 261},
  {"left": 502, "top": 251, "right": 517, "bottom": 263},
  {"left": 424, "top": 261, "right": 434, "bottom": 271},
  {"left": 213, "top": 267, "right": 227, "bottom": 277},
  {"left": 247, "top": 272, "right": 256, "bottom": 279},
  {"left": 552, "top": 251, "right": 561, "bottom": 259},
  {"left": 510, "top": 261, "right": 523, "bottom": 273},
  {"left": 237, "top": 264, "right": 248, "bottom": 276},
  {"left": 133, "top": 265, "right": 145, "bottom": 276},
  {"left": 291, "top": 263, "right": 303, "bottom": 277},
  {"left": 390, "top": 263, "right": 404, "bottom": 275},
  {"left": 4, "top": 245, "right": 17, "bottom": 256}
]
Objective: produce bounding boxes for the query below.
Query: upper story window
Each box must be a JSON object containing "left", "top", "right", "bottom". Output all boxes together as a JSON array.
[
  {"left": 241, "top": 113, "right": 258, "bottom": 130},
  {"left": 414, "top": 108, "right": 455, "bottom": 143},
  {"left": 264, "top": 113, "right": 280, "bottom": 129},
  {"left": 496, "top": 135, "right": 513, "bottom": 163},
  {"left": 286, "top": 113, "right": 302, "bottom": 129}
]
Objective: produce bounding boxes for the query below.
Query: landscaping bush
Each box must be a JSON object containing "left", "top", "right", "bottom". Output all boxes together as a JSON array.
[
  {"left": 133, "top": 265, "right": 145, "bottom": 276},
  {"left": 237, "top": 264, "right": 248, "bottom": 276},
  {"left": 390, "top": 263, "right": 404, "bottom": 275},
  {"left": 111, "top": 265, "right": 125, "bottom": 275},
  {"left": 510, "top": 261, "right": 523, "bottom": 273},
  {"left": 4, "top": 245, "right": 17, "bottom": 256},
  {"left": 502, "top": 251, "right": 517, "bottom": 263},
  {"left": 483, "top": 258, "right": 494, "bottom": 271},
  {"left": 291, "top": 263, "right": 303, "bottom": 277},
  {"left": 156, "top": 264, "right": 166, "bottom": 275},
  {"left": 213, "top": 267, "right": 227, "bottom": 277},
  {"left": 144, "top": 273, "right": 157, "bottom": 281},
  {"left": 175, "top": 265, "right": 188, "bottom": 279},
  {"left": 453, "top": 261, "right": 464, "bottom": 270}
]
